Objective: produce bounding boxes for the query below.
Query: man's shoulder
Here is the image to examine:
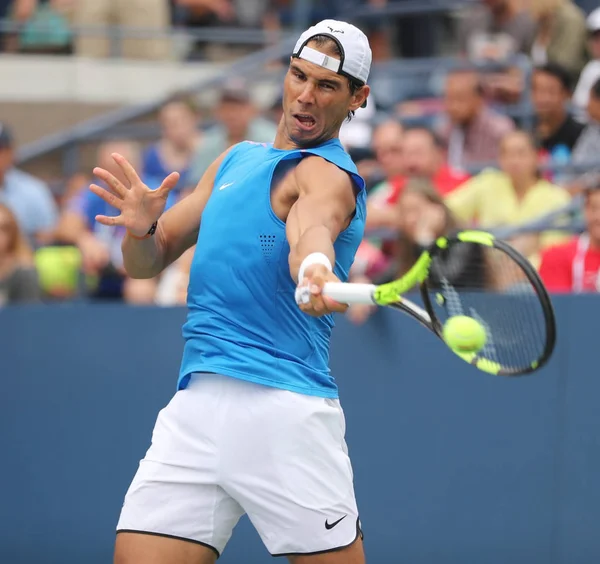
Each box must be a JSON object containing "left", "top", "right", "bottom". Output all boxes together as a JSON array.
[
  {"left": 481, "top": 108, "right": 515, "bottom": 135},
  {"left": 7, "top": 168, "right": 50, "bottom": 193}
]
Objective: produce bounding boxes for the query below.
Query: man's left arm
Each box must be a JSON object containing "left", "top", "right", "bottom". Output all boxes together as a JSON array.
[{"left": 286, "top": 157, "right": 359, "bottom": 316}]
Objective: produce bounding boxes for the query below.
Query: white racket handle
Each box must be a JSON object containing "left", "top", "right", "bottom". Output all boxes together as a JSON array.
[{"left": 321, "top": 282, "right": 376, "bottom": 305}]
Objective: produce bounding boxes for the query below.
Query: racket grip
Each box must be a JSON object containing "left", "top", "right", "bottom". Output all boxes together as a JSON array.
[{"left": 322, "top": 282, "right": 376, "bottom": 305}]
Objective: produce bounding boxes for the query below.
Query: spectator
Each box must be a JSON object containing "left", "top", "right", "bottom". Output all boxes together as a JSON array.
[
  {"left": 456, "top": 0, "right": 536, "bottom": 61},
  {"left": 0, "top": 123, "right": 58, "bottom": 246},
  {"left": 572, "top": 8, "right": 600, "bottom": 121},
  {"left": 186, "top": 79, "right": 277, "bottom": 183},
  {"left": 73, "top": 0, "right": 171, "bottom": 60},
  {"left": 54, "top": 140, "right": 168, "bottom": 302},
  {"left": 348, "top": 179, "right": 485, "bottom": 324},
  {"left": 366, "top": 127, "right": 469, "bottom": 231},
  {"left": 531, "top": 63, "right": 585, "bottom": 157},
  {"left": 572, "top": 77, "right": 600, "bottom": 172},
  {"left": 361, "top": 119, "right": 404, "bottom": 196},
  {"left": 142, "top": 97, "right": 201, "bottom": 196},
  {"left": 439, "top": 68, "right": 514, "bottom": 171},
  {"left": 539, "top": 184, "right": 600, "bottom": 292},
  {"left": 446, "top": 130, "right": 571, "bottom": 263},
  {"left": 529, "top": 0, "right": 588, "bottom": 79},
  {"left": 0, "top": 203, "right": 40, "bottom": 306},
  {"left": 8, "top": 0, "right": 72, "bottom": 54}
]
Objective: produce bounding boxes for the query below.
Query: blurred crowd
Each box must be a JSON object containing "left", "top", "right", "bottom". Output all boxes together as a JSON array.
[{"left": 1, "top": 0, "right": 600, "bottom": 311}]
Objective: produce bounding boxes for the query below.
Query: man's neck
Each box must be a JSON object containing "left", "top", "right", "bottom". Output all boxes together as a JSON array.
[
  {"left": 539, "top": 112, "right": 567, "bottom": 138},
  {"left": 589, "top": 236, "right": 600, "bottom": 251},
  {"left": 272, "top": 118, "right": 340, "bottom": 151}
]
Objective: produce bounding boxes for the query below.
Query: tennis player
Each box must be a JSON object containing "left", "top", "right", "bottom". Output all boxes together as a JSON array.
[{"left": 91, "top": 19, "right": 371, "bottom": 564}]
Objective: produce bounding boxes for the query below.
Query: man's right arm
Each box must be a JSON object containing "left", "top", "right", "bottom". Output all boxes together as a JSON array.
[{"left": 122, "top": 148, "right": 231, "bottom": 279}]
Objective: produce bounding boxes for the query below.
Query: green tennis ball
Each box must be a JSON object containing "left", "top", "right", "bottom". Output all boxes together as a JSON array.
[{"left": 443, "top": 315, "right": 487, "bottom": 353}]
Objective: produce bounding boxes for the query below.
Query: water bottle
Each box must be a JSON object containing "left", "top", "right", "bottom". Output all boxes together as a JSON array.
[{"left": 551, "top": 144, "right": 571, "bottom": 186}]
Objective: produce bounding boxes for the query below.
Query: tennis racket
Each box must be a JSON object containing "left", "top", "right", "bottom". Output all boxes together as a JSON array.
[{"left": 306, "top": 231, "right": 556, "bottom": 377}]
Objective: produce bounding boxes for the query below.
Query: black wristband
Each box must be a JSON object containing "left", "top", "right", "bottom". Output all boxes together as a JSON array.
[{"left": 147, "top": 221, "right": 158, "bottom": 236}]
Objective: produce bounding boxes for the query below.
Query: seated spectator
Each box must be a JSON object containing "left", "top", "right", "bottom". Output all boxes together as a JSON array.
[
  {"left": 532, "top": 63, "right": 585, "bottom": 159},
  {"left": 0, "top": 123, "right": 58, "bottom": 247},
  {"left": 529, "top": 0, "right": 588, "bottom": 79},
  {"left": 446, "top": 130, "right": 571, "bottom": 264},
  {"left": 539, "top": 184, "right": 600, "bottom": 292},
  {"left": 73, "top": 0, "right": 171, "bottom": 60},
  {"left": 348, "top": 179, "right": 485, "bottom": 324},
  {"left": 438, "top": 68, "right": 514, "bottom": 172},
  {"left": 0, "top": 203, "right": 40, "bottom": 306},
  {"left": 142, "top": 97, "right": 201, "bottom": 196},
  {"left": 572, "top": 77, "right": 600, "bottom": 173},
  {"left": 54, "top": 140, "right": 171, "bottom": 302},
  {"left": 456, "top": 0, "right": 536, "bottom": 61},
  {"left": 572, "top": 8, "right": 600, "bottom": 121},
  {"left": 366, "top": 127, "right": 469, "bottom": 231},
  {"left": 359, "top": 119, "right": 404, "bottom": 195},
  {"left": 186, "top": 79, "right": 278, "bottom": 183}
]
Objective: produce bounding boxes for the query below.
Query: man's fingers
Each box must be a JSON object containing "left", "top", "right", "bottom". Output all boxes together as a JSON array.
[
  {"left": 158, "top": 171, "right": 181, "bottom": 196},
  {"left": 95, "top": 214, "right": 124, "bottom": 227},
  {"left": 90, "top": 183, "right": 123, "bottom": 210},
  {"left": 112, "top": 153, "right": 142, "bottom": 186},
  {"left": 323, "top": 296, "right": 348, "bottom": 314},
  {"left": 93, "top": 167, "right": 128, "bottom": 197}
]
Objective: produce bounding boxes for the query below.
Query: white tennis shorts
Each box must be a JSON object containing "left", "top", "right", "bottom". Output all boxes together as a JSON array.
[{"left": 116, "top": 373, "right": 362, "bottom": 558}]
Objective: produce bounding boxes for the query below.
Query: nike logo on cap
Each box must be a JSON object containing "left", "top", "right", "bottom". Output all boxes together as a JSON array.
[{"left": 325, "top": 515, "right": 347, "bottom": 530}]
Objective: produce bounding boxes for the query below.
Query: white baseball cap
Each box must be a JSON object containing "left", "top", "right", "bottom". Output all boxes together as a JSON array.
[
  {"left": 587, "top": 8, "right": 600, "bottom": 32},
  {"left": 292, "top": 19, "right": 372, "bottom": 86}
]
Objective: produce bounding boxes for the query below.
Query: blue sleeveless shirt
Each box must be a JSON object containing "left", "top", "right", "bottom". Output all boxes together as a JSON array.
[{"left": 178, "top": 139, "right": 366, "bottom": 398}]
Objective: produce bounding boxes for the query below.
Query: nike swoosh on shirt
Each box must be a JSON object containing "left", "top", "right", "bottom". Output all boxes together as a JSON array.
[{"left": 219, "top": 182, "right": 234, "bottom": 191}]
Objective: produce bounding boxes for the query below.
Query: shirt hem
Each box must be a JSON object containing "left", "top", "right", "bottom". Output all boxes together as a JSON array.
[{"left": 179, "top": 365, "right": 339, "bottom": 399}]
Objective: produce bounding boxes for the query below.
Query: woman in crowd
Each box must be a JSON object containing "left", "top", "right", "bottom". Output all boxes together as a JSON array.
[
  {"left": 347, "top": 179, "right": 486, "bottom": 324},
  {"left": 0, "top": 203, "right": 40, "bottom": 306},
  {"left": 142, "top": 97, "right": 202, "bottom": 198},
  {"left": 445, "top": 130, "right": 571, "bottom": 266}
]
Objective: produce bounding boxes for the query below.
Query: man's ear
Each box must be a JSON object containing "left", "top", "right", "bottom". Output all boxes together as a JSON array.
[{"left": 350, "top": 85, "right": 370, "bottom": 112}]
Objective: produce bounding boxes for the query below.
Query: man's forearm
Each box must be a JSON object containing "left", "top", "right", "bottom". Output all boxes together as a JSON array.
[
  {"left": 289, "top": 225, "right": 335, "bottom": 283},
  {"left": 122, "top": 225, "right": 167, "bottom": 279}
]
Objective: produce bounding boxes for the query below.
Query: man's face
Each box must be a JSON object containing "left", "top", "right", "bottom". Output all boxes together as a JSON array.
[
  {"left": 445, "top": 73, "right": 481, "bottom": 125},
  {"left": 160, "top": 102, "right": 197, "bottom": 148},
  {"left": 216, "top": 99, "right": 256, "bottom": 140},
  {"left": 585, "top": 190, "right": 600, "bottom": 244},
  {"left": 372, "top": 123, "right": 404, "bottom": 179},
  {"left": 0, "top": 147, "right": 14, "bottom": 177},
  {"left": 531, "top": 71, "right": 568, "bottom": 119},
  {"left": 401, "top": 131, "right": 440, "bottom": 178},
  {"left": 281, "top": 42, "right": 367, "bottom": 147}
]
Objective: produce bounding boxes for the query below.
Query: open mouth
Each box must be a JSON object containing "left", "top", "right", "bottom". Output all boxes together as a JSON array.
[{"left": 293, "top": 113, "right": 317, "bottom": 131}]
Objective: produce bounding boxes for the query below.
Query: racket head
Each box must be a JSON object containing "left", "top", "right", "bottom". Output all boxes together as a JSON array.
[{"left": 418, "top": 231, "right": 556, "bottom": 376}]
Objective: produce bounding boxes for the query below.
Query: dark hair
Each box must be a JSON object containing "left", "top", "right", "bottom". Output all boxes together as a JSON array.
[
  {"left": 162, "top": 92, "right": 198, "bottom": 114},
  {"left": 446, "top": 68, "right": 485, "bottom": 97},
  {"left": 403, "top": 125, "right": 445, "bottom": 150},
  {"left": 591, "top": 77, "right": 600, "bottom": 100},
  {"left": 534, "top": 63, "right": 574, "bottom": 92},
  {"left": 305, "top": 34, "right": 364, "bottom": 121}
]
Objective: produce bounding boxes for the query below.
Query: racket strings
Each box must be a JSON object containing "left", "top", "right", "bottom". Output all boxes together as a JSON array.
[{"left": 426, "top": 243, "right": 548, "bottom": 372}]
